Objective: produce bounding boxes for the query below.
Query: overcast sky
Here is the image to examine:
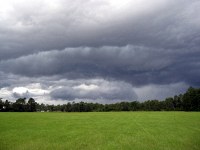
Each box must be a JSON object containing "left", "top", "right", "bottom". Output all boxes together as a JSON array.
[{"left": 0, "top": 0, "right": 200, "bottom": 104}]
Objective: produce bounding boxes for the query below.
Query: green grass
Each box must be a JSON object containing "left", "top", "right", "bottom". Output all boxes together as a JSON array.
[{"left": 0, "top": 112, "right": 200, "bottom": 150}]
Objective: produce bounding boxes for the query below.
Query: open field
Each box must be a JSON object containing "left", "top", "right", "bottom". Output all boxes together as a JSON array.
[{"left": 0, "top": 112, "right": 200, "bottom": 150}]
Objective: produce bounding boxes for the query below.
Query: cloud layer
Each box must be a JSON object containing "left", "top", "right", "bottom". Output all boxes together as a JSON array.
[
  {"left": 0, "top": 0, "right": 200, "bottom": 103},
  {"left": 1, "top": 45, "right": 200, "bottom": 86}
]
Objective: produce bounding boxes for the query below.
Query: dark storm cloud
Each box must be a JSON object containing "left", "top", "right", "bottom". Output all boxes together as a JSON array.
[
  {"left": 0, "top": 0, "right": 200, "bottom": 60},
  {"left": 0, "top": 0, "right": 200, "bottom": 102},
  {"left": 1, "top": 45, "right": 200, "bottom": 86},
  {"left": 1, "top": 45, "right": 169, "bottom": 76},
  {"left": 50, "top": 81, "right": 137, "bottom": 101}
]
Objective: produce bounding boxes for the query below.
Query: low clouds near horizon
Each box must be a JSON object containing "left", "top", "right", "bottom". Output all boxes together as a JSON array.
[{"left": 0, "top": 0, "right": 200, "bottom": 103}]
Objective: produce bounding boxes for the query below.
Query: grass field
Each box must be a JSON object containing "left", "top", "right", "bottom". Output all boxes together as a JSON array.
[{"left": 0, "top": 112, "right": 200, "bottom": 150}]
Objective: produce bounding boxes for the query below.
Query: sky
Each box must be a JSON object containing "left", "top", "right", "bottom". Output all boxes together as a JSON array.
[{"left": 0, "top": 0, "right": 200, "bottom": 104}]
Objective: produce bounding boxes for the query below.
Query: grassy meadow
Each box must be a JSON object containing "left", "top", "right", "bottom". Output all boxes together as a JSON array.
[{"left": 0, "top": 112, "right": 200, "bottom": 150}]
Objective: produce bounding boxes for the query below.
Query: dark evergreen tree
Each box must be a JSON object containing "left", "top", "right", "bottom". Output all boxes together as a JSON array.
[
  {"left": 27, "top": 98, "right": 37, "bottom": 112},
  {"left": 0, "top": 98, "right": 4, "bottom": 111},
  {"left": 13, "top": 98, "right": 26, "bottom": 112}
]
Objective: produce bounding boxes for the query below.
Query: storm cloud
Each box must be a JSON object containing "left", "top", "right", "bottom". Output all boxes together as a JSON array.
[
  {"left": 0, "top": 0, "right": 200, "bottom": 103},
  {"left": 1, "top": 45, "right": 200, "bottom": 86},
  {"left": 50, "top": 80, "right": 137, "bottom": 102}
]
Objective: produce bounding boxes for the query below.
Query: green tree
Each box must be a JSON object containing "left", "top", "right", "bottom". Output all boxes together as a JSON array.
[
  {"left": 27, "top": 98, "right": 37, "bottom": 112},
  {"left": 183, "top": 87, "right": 195, "bottom": 111},
  {"left": 173, "top": 95, "right": 183, "bottom": 111},
  {"left": 183, "top": 87, "right": 200, "bottom": 111},
  {"left": 4, "top": 100, "right": 11, "bottom": 112},
  {"left": 0, "top": 98, "right": 3, "bottom": 111},
  {"left": 65, "top": 103, "right": 72, "bottom": 112},
  {"left": 164, "top": 97, "right": 174, "bottom": 111},
  {"left": 130, "top": 101, "right": 140, "bottom": 111},
  {"left": 13, "top": 98, "right": 26, "bottom": 112}
]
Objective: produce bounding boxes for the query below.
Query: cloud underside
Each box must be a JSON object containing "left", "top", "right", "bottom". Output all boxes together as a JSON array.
[
  {"left": 0, "top": 75, "right": 188, "bottom": 103},
  {"left": 0, "top": 0, "right": 200, "bottom": 103},
  {"left": 1, "top": 45, "right": 200, "bottom": 86}
]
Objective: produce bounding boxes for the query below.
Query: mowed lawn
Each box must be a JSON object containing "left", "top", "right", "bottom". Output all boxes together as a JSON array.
[{"left": 0, "top": 112, "right": 200, "bottom": 150}]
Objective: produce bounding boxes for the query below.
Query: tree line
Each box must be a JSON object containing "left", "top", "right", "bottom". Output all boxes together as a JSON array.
[{"left": 0, "top": 87, "right": 200, "bottom": 112}]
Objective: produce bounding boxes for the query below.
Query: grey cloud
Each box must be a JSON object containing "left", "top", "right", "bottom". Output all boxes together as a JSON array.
[
  {"left": 0, "top": 0, "right": 200, "bottom": 103},
  {"left": 134, "top": 82, "right": 189, "bottom": 101},
  {"left": 0, "top": 71, "right": 191, "bottom": 103},
  {"left": 1, "top": 45, "right": 200, "bottom": 86},
  {"left": 0, "top": 75, "right": 138, "bottom": 103},
  {"left": 50, "top": 80, "right": 137, "bottom": 101},
  {"left": 0, "top": 0, "right": 200, "bottom": 60},
  {"left": 12, "top": 91, "right": 30, "bottom": 99}
]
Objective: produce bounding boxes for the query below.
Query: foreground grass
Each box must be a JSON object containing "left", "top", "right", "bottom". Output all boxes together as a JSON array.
[{"left": 0, "top": 112, "right": 199, "bottom": 150}]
